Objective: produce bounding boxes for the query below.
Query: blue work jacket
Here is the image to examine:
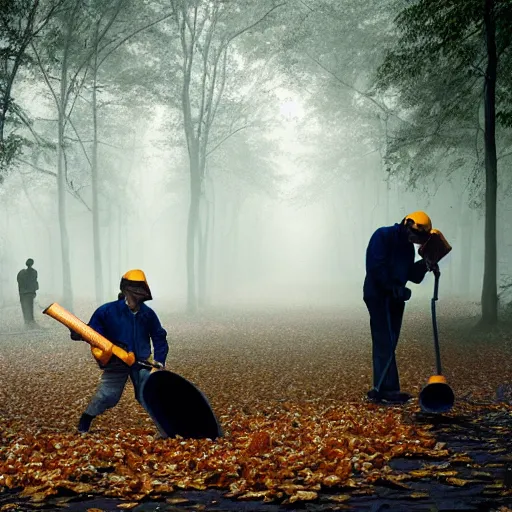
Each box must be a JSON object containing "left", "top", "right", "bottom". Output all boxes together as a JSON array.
[
  {"left": 88, "top": 299, "right": 168, "bottom": 365},
  {"left": 363, "top": 223, "right": 428, "bottom": 299}
]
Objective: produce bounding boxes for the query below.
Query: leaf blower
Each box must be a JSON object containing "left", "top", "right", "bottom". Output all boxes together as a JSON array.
[{"left": 418, "top": 229, "right": 455, "bottom": 414}]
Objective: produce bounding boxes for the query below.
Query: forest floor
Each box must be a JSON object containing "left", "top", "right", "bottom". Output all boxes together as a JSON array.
[{"left": 0, "top": 299, "right": 511, "bottom": 511}]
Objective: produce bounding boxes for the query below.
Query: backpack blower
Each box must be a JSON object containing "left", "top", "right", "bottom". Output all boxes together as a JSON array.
[{"left": 418, "top": 229, "right": 455, "bottom": 414}]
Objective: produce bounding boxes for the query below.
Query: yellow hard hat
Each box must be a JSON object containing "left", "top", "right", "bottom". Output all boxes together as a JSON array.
[
  {"left": 122, "top": 269, "right": 148, "bottom": 283},
  {"left": 404, "top": 211, "right": 432, "bottom": 233},
  {"left": 120, "top": 269, "right": 152, "bottom": 300}
]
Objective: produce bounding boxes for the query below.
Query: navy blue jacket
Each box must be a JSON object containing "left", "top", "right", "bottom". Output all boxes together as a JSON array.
[
  {"left": 363, "top": 223, "right": 428, "bottom": 299},
  {"left": 88, "top": 299, "right": 168, "bottom": 365}
]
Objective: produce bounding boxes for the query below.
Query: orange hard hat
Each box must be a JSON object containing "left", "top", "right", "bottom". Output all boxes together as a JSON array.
[
  {"left": 122, "top": 269, "right": 149, "bottom": 283},
  {"left": 120, "top": 269, "right": 152, "bottom": 300},
  {"left": 403, "top": 211, "right": 432, "bottom": 233}
]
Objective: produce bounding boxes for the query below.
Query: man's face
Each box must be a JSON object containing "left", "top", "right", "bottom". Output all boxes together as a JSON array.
[
  {"left": 124, "top": 291, "right": 140, "bottom": 311},
  {"left": 407, "top": 226, "right": 430, "bottom": 245},
  {"left": 122, "top": 284, "right": 151, "bottom": 311}
]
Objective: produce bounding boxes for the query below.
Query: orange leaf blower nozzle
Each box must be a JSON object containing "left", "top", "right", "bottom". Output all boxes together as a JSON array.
[{"left": 43, "top": 302, "right": 136, "bottom": 366}]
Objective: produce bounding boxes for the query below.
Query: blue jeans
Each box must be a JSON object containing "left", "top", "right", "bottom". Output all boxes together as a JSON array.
[
  {"left": 85, "top": 359, "right": 151, "bottom": 417},
  {"left": 364, "top": 296, "right": 405, "bottom": 393}
]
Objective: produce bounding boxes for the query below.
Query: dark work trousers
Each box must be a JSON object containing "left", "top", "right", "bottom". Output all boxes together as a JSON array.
[
  {"left": 85, "top": 359, "right": 150, "bottom": 417},
  {"left": 364, "top": 296, "right": 406, "bottom": 393},
  {"left": 19, "top": 293, "right": 36, "bottom": 325},
  {"left": 84, "top": 358, "right": 166, "bottom": 436}
]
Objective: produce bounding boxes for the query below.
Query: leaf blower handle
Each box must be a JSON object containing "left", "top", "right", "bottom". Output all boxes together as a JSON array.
[
  {"left": 136, "top": 359, "right": 165, "bottom": 372},
  {"left": 431, "top": 272, "right": 442, "bottom": 375},
  {"left": 433, "top": 268, "right": 440, "bottom": 300},
  {"left": 43, "top": 302, "right": 136, "bottom": 366}
]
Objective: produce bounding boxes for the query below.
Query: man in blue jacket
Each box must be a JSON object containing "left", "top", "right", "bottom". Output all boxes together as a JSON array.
[
  {"left": 364, "top": 211, "right": 438, "bottom": 404},
  {"left": 72, "top": 269, "right": 168, "bottom": 433}
]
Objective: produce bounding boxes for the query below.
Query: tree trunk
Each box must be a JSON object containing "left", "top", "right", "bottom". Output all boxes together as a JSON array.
[
  {"left": 57, "top": 117, "right": 73, "bottom": 310},
  {"left": 229, "top": 198, "right": 241, "bottom": 295},
  {"left": 91, "top": 22, "right": 104, "bottom": 305},
  {"left": 481, "top": 0, "right": 498, "bottom": 325},
  {"left": 107, "top": 200, "right": 112, "bottom": 297},
  {"left": 187, "top": 164, "right": 201, "bottom": 313},
  {"left": 117, "top": 203, "right": 121, "bottom": 282},
  {"left": 57, "top": 17, "right": 74, "bottom": 311},
  {"left": 197, "top": 193, "right": 209, "bottom": 309},
  {"left": 207, "top": 176, "right": 216, "bottom": 304}
]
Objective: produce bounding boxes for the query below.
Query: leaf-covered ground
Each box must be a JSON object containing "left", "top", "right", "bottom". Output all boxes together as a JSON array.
[{"left": 0, "top": 300, "right": 511, "bottom": 511}]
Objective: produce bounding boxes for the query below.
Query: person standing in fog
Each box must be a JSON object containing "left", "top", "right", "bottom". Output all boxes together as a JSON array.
[
  {"left": 363, "top": 212, "right": 439, "bottom": 404},
  {"left": 17, "top": 258, "right": 39, "bottom": 328}
]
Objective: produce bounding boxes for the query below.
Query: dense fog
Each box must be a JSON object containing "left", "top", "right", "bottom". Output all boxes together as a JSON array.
[{"left": 1, "top": 0, "right": 511, "bottom": 319}]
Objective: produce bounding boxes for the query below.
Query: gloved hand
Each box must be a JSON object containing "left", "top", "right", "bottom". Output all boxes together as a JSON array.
[
  {"left": 150, "top": 361, "right": 165, "bottom": 373},
  {"left": 69, "top": 329, "right": 82, "bottom": 341},
  {"left": 428, "top": 262, "right": 440, "bottom": 277},
  {"left": 392, "top": 286, "right": 412, "bottom": 301}
]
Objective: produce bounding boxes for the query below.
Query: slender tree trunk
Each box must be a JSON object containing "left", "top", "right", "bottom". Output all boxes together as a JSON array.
[
  {"left": 207, "top": 176, "right": 216, "bottom": 303},
  {"left": 197, "top": 193, "right": 209, "bottom": 308},
  {"left": 57, "top": 117, "right": 73, "bottom": 309},
  {"left": 91, "top": 22, "right": 104, "bottom": 305},
  {"left": 187, "top": 163, "right": 201, "bottom": 313},
  {"left": 230, "top": 198, "right": 241, "bottom": 295},
  {"left": 117, "top": 203, "right": 121, "bottom": 282},
  {"left": 481, "top": 0, "right": 498, "bottom": 325},
  {"left": 107, "top": 200, "right": 112, "bottom": 296},
  {"left": 57, "top": 17, "right": 74, "bottom": 310}
]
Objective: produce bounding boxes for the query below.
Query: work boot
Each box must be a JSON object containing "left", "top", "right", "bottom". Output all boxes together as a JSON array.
[
  {"left": 366, "top": 389, "right": 383, "bottom": 402},
  {"left": 78, "top": 413, "right": 95, "bottom": 433},
  {"left": 381, "top": 391, "right": 412, "bottom": 404}
]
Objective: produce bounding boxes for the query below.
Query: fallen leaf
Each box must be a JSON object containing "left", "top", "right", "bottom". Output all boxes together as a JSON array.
[
  {"left": 327, "top": 494, "right": 351, "bottom": 502},
  {"left": 471, "top": 471, "right": 493, "bottom": 479},
  {"left": 287, "top": 491, "right": 318, "bottom": 503},
  {"left": 166, "top": 497, "right": 190, "bottom": 505},
  {"left": 238, "top": 491, "right": 270, "bottom": 500},
  {"left": 409, "top": 469, "right": 433, "bottom": 479},
  {"left": 436, "top": 471, "right": 458, "bottom": 477},
  {"left": 409, "top": 492, "right": 429, "bottom": 499},
  {"left": 446, "top": 477, "right": 472, "bottom": 487}
]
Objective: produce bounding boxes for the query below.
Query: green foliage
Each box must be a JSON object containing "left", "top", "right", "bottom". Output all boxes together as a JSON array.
[{"left": 374, "top": 0, "right": 512, "bottom": 192}]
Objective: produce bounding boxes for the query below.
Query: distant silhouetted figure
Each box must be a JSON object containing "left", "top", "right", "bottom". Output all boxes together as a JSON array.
[{"left": 17, "top": 258, "right": 39, "bottom": 328}]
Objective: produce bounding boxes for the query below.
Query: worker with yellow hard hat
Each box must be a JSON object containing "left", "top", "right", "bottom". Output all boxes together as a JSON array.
[
  {"left": 70, "top": 269, "right": 168, "bottom": 434},
  {"left": 363, "top": 211, "right": 438, "bottom": 404}
]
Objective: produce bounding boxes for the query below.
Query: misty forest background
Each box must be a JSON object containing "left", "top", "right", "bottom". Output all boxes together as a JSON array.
[{"left": 1, "top": 0, "right": 512, "bottom": 325}]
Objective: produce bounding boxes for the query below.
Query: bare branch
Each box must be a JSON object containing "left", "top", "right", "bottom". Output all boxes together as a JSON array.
[
  {"left": 15, "top": 157, "right": 57, "bottom": 177},
  {"left": 497, "top": 149, "right": 512, "bottom": 161},
  {"left": 305, "top": 51, "right": 390, "bottom": 115},
  {"left": 97, "top": 12, "right": 173, "bottom": 68},
  {"left": 207, "top": 47, "right": 227, "bottom": 131},
  {"left": 30, "top": 42, "right": 60, "bottom": 113},
  {"left": 226, "top": 2, "right": 287, "bottom": 46},
  {"left": 66, "top": 117, "right": 92, "bottom": 169},
  {"left": 206, "top": 124, "right": 251, "bottom": 157},
  {"left": 9, "top": 103, "right": 46, "bottom": 144},
  {"left": 64, "top": 137, "right": 124, "bottom": 149}
]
